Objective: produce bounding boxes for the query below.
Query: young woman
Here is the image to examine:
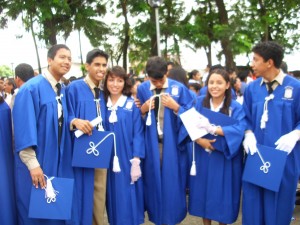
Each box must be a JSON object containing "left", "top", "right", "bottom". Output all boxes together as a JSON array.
[
  {"left": 188, "top": 68, "right": 247, "bottom": 225},
  {"left": 103, "top": 66, "right": 145, "bottom": 225}
]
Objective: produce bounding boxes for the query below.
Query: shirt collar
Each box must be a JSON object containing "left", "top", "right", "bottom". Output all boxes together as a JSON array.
[
  {"left": 260, "top": 70, "right": 285, "bottom": 86},
  {"left": 43, "top": 69, "right": 61, "bottom": 91},
  {"left": 149, "top": 78, "right": 169, "bottom": 91},
  {"left": 210, "top": 98, "right": 224, "bottom": 112},
  {"left": 85, "top": 74, "right": 102, "bottom": 91},
  {"left": 107, "top": 95, "right": 127, "bottom": 109}
]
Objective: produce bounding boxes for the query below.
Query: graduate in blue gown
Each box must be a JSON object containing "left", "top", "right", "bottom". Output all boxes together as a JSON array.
[
  {"left": 188, "top": 69, "right": 246, "bottom": 225},
  {"left": 0, "top": 96, "right": 17, "bottom": 225},
  {"left": 13, "top": 44, "right": 75, "bottom": 225},
  {"left": 103, "top": 66, "right": 145, "bottom": 225},
  {"left": 137, "top": 56, "right": 194, "bottom": 225},
  {"left": 242, "top": 41, "right": 300, "bottom": 225},
  {"left": 66, "top": 49, "right": 109, "bottom": 225}
]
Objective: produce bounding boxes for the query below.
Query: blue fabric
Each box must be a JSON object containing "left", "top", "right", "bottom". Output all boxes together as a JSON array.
[
  {"left": 242, "top": 75, "right": 300, "bottom": 225},
  {"left": 0, "top": 102, "right": 17, "bottom": 225},
  {"left": 13, "top": 75, "right": 74, "bottom": 225},
  {"left": 137, "top": 79, "right": 194, "bottom": 225},
  {"left": 66, "top": 79, "right": 107, "bottom": 225},
  {"left": 105, "top": 97, "right": 145, "bottom": 225},
  {"left": 188, "top": 96, "right": 246, "bottom": 224}
]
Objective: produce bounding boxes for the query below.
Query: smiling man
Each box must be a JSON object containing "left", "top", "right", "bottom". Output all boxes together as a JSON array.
[
  {"left": 66, "top": 49, "right": 109, "bottom": 225},
  {"left": 13, "top": 44, "right": 74, "bottom": 224},
  {"left": 242, "top": 41, "right": 300, "bottom": 225}
]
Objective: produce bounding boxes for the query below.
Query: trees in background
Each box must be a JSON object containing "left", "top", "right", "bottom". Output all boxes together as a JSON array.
[{"left": 0, "top": 0, "right": 299, "bottom": 74}]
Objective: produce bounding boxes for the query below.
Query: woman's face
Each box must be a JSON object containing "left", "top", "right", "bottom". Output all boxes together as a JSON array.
[
  {"left": 193, "top": 72, "right": 201, "bottom": 81},
  {"left": 4, "top": 80, "right": 13, "bottom": 94},
  {"left": 207, "top": 73, "right": 229, "bottom": 99},
  {"left": 106, "top": 74, "right": 125, "bottom": 97},
  {"left": 234, "top": 77, "right": 242, "bottom": 91}
]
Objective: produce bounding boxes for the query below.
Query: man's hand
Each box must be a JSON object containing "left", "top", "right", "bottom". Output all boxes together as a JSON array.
[
  {"left": 30, "top": 166, "right": 46, "bottom": 189},
  {"left": 72, "top": 118, "right": 93, "bottom": 136}
]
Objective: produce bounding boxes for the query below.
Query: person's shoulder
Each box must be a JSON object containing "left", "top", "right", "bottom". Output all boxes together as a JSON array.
[
  {"left": 18, "top": 75, "right": 44, "bottom": 92},
  {"left": 284, "top": 75, "right": 300, "bottom": 86},
  {"left": 67, "top": 78, "right": 85, "bottom": 89}
]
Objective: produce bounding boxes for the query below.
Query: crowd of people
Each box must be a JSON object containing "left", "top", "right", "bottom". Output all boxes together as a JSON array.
[{"left": 1, "top": 41, "right": 300, "bottom": 225}]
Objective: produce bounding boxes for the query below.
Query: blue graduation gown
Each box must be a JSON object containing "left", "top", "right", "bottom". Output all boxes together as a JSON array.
[
  {"left": 105, "top": 96, "right": 145, "bottom": 225},
  {"left": 242, "top": 76, "right": 300, "bottom": 225},
  {"left": 13, "top": 75, "right": 74, "bottom": 225},
  {"left": 137, "top": 79, "right": 194, "bottom": 225},
  {"left": 66, "top": 79, "right": 107, "bottom": 225},
  {"left": 188, "top": 96, "right": 246, "bottom": 224},
  {"left": 0, "top": 101, "right": 17, "bottom": 225}
]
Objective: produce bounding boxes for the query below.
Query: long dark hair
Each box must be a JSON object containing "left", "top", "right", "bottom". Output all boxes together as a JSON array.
[
  {"left": 103, "top": 66, "right": 132, "bottom": 101},
  {"left": 202, "top": 68, "right": 232, "bottom": 115}
]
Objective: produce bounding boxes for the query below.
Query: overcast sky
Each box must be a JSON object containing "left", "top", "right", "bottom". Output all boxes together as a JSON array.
[{"left": 0, "top": 17, "right": 299, "bottom": 75}]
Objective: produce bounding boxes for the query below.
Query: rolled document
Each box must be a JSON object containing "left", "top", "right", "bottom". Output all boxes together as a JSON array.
[{"left": 74, "top": 116, "right": 103, "bottom": 138}]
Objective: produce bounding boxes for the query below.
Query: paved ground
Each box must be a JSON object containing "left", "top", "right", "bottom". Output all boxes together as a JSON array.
[{"left": 104, "top": 204, "right": 300, "bottom": 224}]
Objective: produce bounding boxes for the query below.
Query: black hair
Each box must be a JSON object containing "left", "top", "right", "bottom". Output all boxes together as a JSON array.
[
  {"left": 15, "top": 63, "right": 34, "bottom": 82},
  {"left": 203, "top": 68, "right": 232, "bottom": 115},
  {"left": 103, "top": 66, "right": 132, "bottom": 101},
  {"left": 145, "top": 56, "right": 167, "bottom": 79},
  {"left": 168, "top": 67, "right": 188, "bottom": 87},
  {"left": 47, "top": 44, "right": 70, "bottom": 59},
  {"left": 86, "top": 49, "right": 109, "bottom": 64},
  {"left": 280, "top": 61, "right": 288, "bottom": 73},
  {"left": 252, "top": 41, "right": 284, "bottom": 68},
  {"left": 188, "top": 69, "right": 199, "bottom": 80},
  {"left": 188, "top": 83, "right": 201, "bottom": 92}
]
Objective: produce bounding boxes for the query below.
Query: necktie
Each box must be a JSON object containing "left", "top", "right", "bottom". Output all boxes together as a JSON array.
[
  {"left": 154, "top": 88, "right": 162, "bottom": 120},
  {"left": 94, "top": 87, "right": 100, "bottom": 99},
  {"left": 56, "top": 83, "right": 63, "bottom": 146},
  {"left": 266, "top": 80, "right": 276, "bottom": 94}
]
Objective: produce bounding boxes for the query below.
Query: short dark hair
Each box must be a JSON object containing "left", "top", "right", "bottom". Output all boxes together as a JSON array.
[
  {"left": 86, "top": 49, "right": 109, "bottom": 64},
  {"left": 103, "top": 66, "right": 132, "bottom": 101},
  {"left": 188, "top": 69, "right": 199, "bottom": 80},
  {"left": 15, "top": 63, "right": 34, "bottom": 82},
  {"left": 252, "top": 41, "right": 284, "bottom": 68},
  {"left": 145, "top": 56, "right": 167, "bottom": 79},
  {"left": 47, "top": 44, "right": 70, "bottom": 59}
]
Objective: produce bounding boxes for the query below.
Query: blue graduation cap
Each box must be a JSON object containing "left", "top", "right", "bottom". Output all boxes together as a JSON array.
[
  {"left": 242, "top": 144, "right": 288, "bottom": 192},
  {"left": 72, "top": 130, "right": 115, "bottom": 169},
  {"left": 199, "top": 107, "right": 238, "bottom": 151},
  {"left": 28, "top": 176, "right": 74, "bottom": 220}
]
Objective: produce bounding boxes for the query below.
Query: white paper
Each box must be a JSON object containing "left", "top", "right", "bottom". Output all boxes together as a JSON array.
[
  {"left": 179, "top": 107, "right": 208, "bottom": 141},
  {"left": 75, "top": 116, "right": 103, "bottom": 138}
]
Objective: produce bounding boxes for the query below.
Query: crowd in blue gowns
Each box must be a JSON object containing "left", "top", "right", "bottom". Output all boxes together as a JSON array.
[{"left": 2, "top": 70, "right": 300, "bottom": 225}]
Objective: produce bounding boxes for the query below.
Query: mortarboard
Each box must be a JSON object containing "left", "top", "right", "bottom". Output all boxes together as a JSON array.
[
  {"left": 72, "top": 130, "right": 115, "bottom": 169},
  {"left": 28, "top": 175, "right": 74, "bottom": 220},
  {"left": 242, "top": 144, "right": 287, "bottom": 192}
]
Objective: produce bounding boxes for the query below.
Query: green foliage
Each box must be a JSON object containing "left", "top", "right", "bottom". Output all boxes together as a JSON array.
[{"left": 0, "top": 65, "right": 13, "bottom": 77}]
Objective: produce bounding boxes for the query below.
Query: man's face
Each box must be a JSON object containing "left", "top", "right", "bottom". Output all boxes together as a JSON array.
[
  {"left": 85, "top": 56, "right": 107, "bottom": 86},
  {"left": 48, "top": 48, "right": 72, "bottom": 79},
  {"left": 250, "top": 53, "right": 271, "bottom": 77},
  {"left": 149, "top": 75, "right": 167, "bottom": 89},
  {"left": 0, "top": 80, "right": 4, "bottom": 91}
]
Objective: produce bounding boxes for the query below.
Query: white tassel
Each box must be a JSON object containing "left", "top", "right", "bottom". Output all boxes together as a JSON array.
[
  {"left": 190, "top": 142, "right": 196, "bottom": 176},
  {"left": 260, "top": 94, "right": 274, "bottom": 129},
  {"left": 190, "top": 161, "right": 196, "bottom": 176},
  {"left": 109, "top": 109, "right": 118, "bottom": 123},
  {"left": 113, "top": 156, "right": 121, "bottom": 172},
  {"left": 44, "top": 176, "right": 59, "bottom": 203},
  {"left": 146, "top": 112, "right": 152, "bottom": 126}
]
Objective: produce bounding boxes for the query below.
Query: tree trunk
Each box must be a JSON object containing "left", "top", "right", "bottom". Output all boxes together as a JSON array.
[
  {"left": 215, "top": 0, "right": 236, "bottom": 70},
  {"left": 121, "top": 0, "right": 129, "bottom": 72}
]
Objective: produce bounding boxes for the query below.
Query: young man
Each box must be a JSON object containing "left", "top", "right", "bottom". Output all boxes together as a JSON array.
[
  {"left": 242, "top": 41, "right": 300, "bottom": 225},
  {"left": 66, "top": 49, "right": 108, "bottom": 225},
  {"left": 13, "top": 44, "right": 74, "bottom": 224},
  {"left": 137, "top": 56, "right": 194, "bottom": 225},
  {"left": 10, "top": 63, "right": 35, "bottom": 108}
]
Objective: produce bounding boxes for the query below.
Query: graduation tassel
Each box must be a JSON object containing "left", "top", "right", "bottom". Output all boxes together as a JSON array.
[
  {"left": 190, "top": 142, "right": 196, "bottom": 176},
  {"left": 111, "top": 133, "right": 121, "bottom": 172},
  {"left": 44, "top": 175, "right": 59, "bottom": 203},
  {"left": 146, "top": 94, "right": 161, "bottom": 126},
  {"left": 260, "top": 94, "right": 274, "bottom": 129}
]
